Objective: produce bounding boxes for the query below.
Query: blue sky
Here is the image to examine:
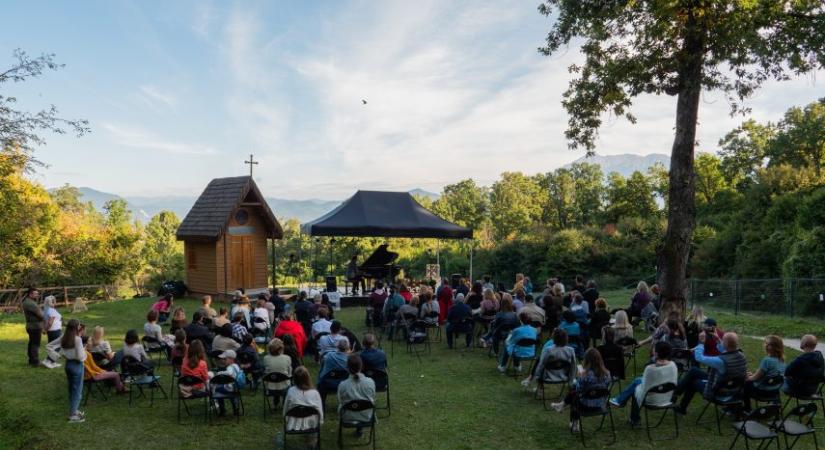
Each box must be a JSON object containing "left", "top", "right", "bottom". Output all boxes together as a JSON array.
[{"left": 3, "top": 1, "right": 823, "bottom": 199}]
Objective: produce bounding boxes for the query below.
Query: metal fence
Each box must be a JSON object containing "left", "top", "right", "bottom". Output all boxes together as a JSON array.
[
  {"left": 0, "top": 284, "right": 115, "bottom": 313},
  {"left": 688, "top": 278, "right": 825, "bottom": 318}
]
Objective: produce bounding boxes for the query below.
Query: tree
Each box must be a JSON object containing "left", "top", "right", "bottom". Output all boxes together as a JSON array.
[
  {"left": 768, "top": 98, "right": 825, "bottom": 177},
  {"left": 1, "top": 49, "right": 89, "bottom": 170},
  {"left": 604, "top": 171, "right": 657, "bottom": 223},
  {"left": 539, "top": 0, "right": 825, "bottom": 316},
  {"left": 718, "top": 119, "right": 774, "bottom": 186},
  {"left": 141, "top": 211, "right": 184, "bottom": 289},
  {"left": 539, "top": 168, "right": 576, "bottom": 228},
  {"left": 489, "top": 172, "right": 544, "bottom": 240},
  {"left": 694, "top": 153, "right": 729, "bottom": 206},
  {"left": 431, "top": 179, "right": 489, "bottom": 230}
]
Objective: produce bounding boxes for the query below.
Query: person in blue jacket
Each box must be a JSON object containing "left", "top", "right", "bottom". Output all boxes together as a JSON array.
[{"left": 498, "top": 312, "right": 538, "bottom": 374}]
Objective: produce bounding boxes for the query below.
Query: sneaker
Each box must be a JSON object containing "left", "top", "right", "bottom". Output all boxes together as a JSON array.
[
  {"left": 520, "top": 379, "right": 530, "bottom": 388},
  {"left": 497, "top": 365, "right": 506, "bottom": 374},
  {"left": 68, "top": 414, "right": 85, "bottom": 423},
  {"left": 570, "top": 420, "right": 580, "bottom": 432},
  {"left": 609, "top": 397, "right": 622, "bottom": 408},
  {"left": 551, "top": 401, "right": 565, "bottom": 413}
]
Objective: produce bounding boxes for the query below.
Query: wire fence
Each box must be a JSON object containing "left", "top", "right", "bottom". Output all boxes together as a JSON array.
[{"left": 688, "top": 278, "right": 825, "bottom": 318}]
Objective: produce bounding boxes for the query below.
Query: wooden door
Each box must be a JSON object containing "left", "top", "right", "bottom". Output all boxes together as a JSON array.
[{"left": 229, "top": 236, "right": 255, "bottom": 290}]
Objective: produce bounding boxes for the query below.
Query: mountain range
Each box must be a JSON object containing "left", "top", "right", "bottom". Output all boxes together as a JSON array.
[{"left": 65, "top": 153, "right": 669, "bottom": 222}]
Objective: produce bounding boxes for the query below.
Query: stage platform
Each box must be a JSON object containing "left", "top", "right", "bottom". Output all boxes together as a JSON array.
[{"left": 339, "top": 296, "right": 370, "bottom": 307}]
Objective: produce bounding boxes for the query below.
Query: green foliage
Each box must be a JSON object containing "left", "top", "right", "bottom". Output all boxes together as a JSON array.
[
  {"left": 141, "top": 211, "right": 183, "bottom": 289},
  {"left": 488, "top": 172, "right": 544, "bottom": 240},
  {"left": 769, "top": 99, "right": 825, "bottom": 176}
]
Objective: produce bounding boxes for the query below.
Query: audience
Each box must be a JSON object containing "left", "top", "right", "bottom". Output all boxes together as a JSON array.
[
  {"left": 88, "top": 325, "right": 118, "bottom": 370},
  {"left": 212, "top": 323, "right": 241, "bottom": 353},
  {"left": 588, "top": 299, "right": 611, "bottom": 346},
  {"left": 446, "top": 293, "right": 473, "bottom": 349},
  {"left": 685, "top": 305, "right": 706, "bottom": 349},
  {"left": 359, "top": 333, "right": 387, "bottom": 372},
  {"left": 485, "top": 296, "right": 519, "bottom": 352},
  {"left": 520, "top": 294, "right": 545, "bottom": 326},
  {"left": 550, "top": 348, "right": 612, "bottom": 432},
  {"left": 436, "top": 278, "right": 454, "bottom": 325},
  {"left": 184, "top": 312, "right": 214, "bottom": 350},
  {"left": 214, "top": 307, "right": 230, "bottom": 328},
  {"left": 22, "top": 287, "right": 44, "bottom": 367},
  {"left": 283, "top": 366, "right": 324, "bottom": 448},
  {"left": 212, "top": 349, "right": 245, "bottom": 416},
  {"left": 43, "top": 296, "right": 63, "bottom": 343},
  {"left": 369, "top": 282, "right": 389, "bottom": 327},
  {"left": 150, "top": 293, "right": 174, "bottom": 323},
  {"left": 318, "top": 339, "right": 351, "bottom": 389},
  {"left": 337, "top": 354, "right": 376, "bottom": 438},
  {"left": 743, "top": 335, "right": 785, "bottom": 410},
  {"left": 180, "top": 340, "right": 209, "bottom": 395},
  {"left": 122, "top": 329, "right": 151, "bottom": 365},
  {"left": 420, "top": 291, "right": 440, "bottom": 325},
  {"left": 253, "top": 299, "right": 271, "bottom": 331},
  {"left": 523, "top": 328, "right": 577, "bottom": 388},
  {"left": 230, "top": 312, "right": 251, "bottom": 342},
  {"left": 275, "top": 312, "right": 308, "bottom": 359},
  {"left": 497, "top": 313, "right": 538, "bottom": 374},
  {"left": 543, "top": 283, "right": 565, "bottom": 331},
  {"left": 170, "top": 306, "right": 187, "bottom": 333},
  {"left": 610, "top": 341, "right": 677, "bottom": 426},
  {"left": 282, "top": 333, "right": 303, "bottom": 371},
  {"left": 783, "top": 334, "right": 823, "bottom": 398},
  {"left": 318, "top": 321, "right": 350, "bottom": 357},
  {"left": 312, "top": 308, "right": 332, "bottom": 339},
  {"left": 230, "top": 295, "right": 252, "bottom": 328},
  {"left": 628, "top": 281, "right": 652, "bottom": 323},
  {"left": 144, "top": 309, "right": 173, "bottom": 357},
  {"left": 196, "top": 295, "right": 218, "bottom": 321},
  {"left": 83, "top": 344, "right": 127, "bottom": 395},
  {"left": 263, "top": 338, "right": 292, "bottom": 402},
  {"left": 597, "top": 327, "right": 625, "bottom": 381},
  {"left": 676, "top": 332, "right": 747, "bottom": 414},
  {"left": 582, "top": 280, "right": 599, "bottom": 313}
]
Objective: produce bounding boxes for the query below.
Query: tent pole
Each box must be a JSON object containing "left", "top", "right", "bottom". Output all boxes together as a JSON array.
[{"left": 469, "top": 241, "right": 474, "bottom": 282}]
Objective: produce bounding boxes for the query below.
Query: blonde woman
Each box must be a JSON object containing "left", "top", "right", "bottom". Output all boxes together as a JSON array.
[
  {"left": 628, "top": 281, "right": 653, "bottom": 322},
  {"left": 87, "top": 326, "right": 117, "bottom": 369},
  {"left": 743, "top": 335, "right": 785, "bottom": 410},
  {"left": 685, "top": 305, "right": 706, "bottom": 348},
  {"left": 612, "top": 310, "right": 635, "bottom": 352}
]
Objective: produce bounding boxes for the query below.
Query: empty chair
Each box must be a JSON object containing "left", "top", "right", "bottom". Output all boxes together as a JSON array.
[
  {"left": 774, "top": 403, "right": 818, "bottom": 450},
  {"left": 364, "top": 368, "right": 390, "bottom": 417},
  {"left": 729, "top": 404, "right": 781, "bottom": 450},
  {"left": 696, "top": 377, "right": 746, "bottom": 435}
]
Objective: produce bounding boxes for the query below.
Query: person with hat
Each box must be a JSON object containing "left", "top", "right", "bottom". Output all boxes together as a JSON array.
[
  {"left": 212, "top": 349, "right": 245, "bottom": 416},
  {"left": 701, "top": 318, "right": 725, "bottom": 357}
]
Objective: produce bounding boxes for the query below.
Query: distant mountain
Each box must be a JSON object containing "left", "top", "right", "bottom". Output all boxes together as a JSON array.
[
  {"left": 565, "top": 153, "right": 670, "bottom": 177},
  {"left": 64, "top": 187, "right": 436, "bottom": 223},
  {"left": 408, "top": 188, "right": 440, "bottom": 200}
]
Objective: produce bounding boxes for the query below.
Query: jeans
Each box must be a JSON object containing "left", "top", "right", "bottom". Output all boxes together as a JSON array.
[
  {"left": 676, "top": 367, "right": 708, "bottom": 411},
  {"left": 615, "top": 378, "right": 643, "bottom": 405},
  {"left": 65, "top": 360, "right": 84, "bottom": 415},
  {"left": 26, "top": 328, "right": 42, "bottom": 366},
  {"left": 446, "top": 323, "right": 471, "bottom": 349}
]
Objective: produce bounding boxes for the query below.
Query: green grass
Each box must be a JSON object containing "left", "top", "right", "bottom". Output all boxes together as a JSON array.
[{"left": 0, "top": 296, "right": 821, "bottom": 449}]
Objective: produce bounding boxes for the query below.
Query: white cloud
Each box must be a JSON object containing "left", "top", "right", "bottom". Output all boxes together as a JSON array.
[
  {"left": 138, "top": 84, "right": 177, "bottom": 110},
  {"left": 103, "top": 123, "right": 217, "bottom": 155}
]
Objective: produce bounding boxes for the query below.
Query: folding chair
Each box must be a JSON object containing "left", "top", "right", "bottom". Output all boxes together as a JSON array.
[
  {"left": 177, "top": 375, "right": 209, "bottom": 424},
  {"left": 729, "top": 404, "right": 781, "bottom": 450},
  {"left": 390, "top": 313, "right": 417, "bottom": 357},
  {"left": 170, "top": 355, "right": 183, "bottom": 399},
  {"left": 696, "top": 377, "right": 746, "bottom": 435},
  {"left": 448, "top": 318, "right": 475, "bottom": 351},
  {"left": 262, "top": 372, "right": 291, "bottom": 418},
  {"left": 641, "top": 382, "right": 680, "bottom": 442},
  {"left": 252, "top": 317, "right": 270, "bottom": 344},
  {"left": 601, "top": 353, "right": 625, "bottom": 394},
  {"left": 141, "top": 336, "right": 166, "bottom": 365},
  {"left": 782, "top": 378, "right": 825, "bottom": 429},
  {"left": 535, "top": 359, "right": 572, "bottom": 410},
  {"left": 670, "top": 348, "right": 692, "bottom": 373},
  {"left": 284, "top": 405, "right": 322, "bottom": 450},
  {"left": 487, "top": 324, "right": 514, "bottom": 358},
  {"left": 319, "top": 369, "right": 349, "bottom": 411},
  {"left": 751, "top": 374, "right": 784, "bottom": 409},
  {"left": 82, "top": 376, "right": 108, "bottom": 406},
  {"left": 406, "top": 320, "right": 431, "bottom": 362},
  {"left": 236, "top": 351, "right": 261, "bottom": 393},
  {"left": 210, "top": 373, "right": 245, "bottom": 422},
  {"left": 90, "top": 351, "right": 112, "bottom": 371},
  {"left": 364, "top": 368, "right": 390, "bottom": 417},
  {"left": 424, "top": 311, "right": 441, "bottom": 342},
  {"left": 123, "top": 357, "right": 167, "bottom": 407},
  {"left": 338, "top": 399, "right": 377, "bottom": 450},
  {"left": 505, "top": 338, "right": 537, "bottom": 378},
  {"left": 615, "top": 336, "right": 639, "bottom": 377},
  {"left": 774, "top": 403, "right": 818, "bottom": 450},
  {"left": 572, "top": 387, "right": 616, "bottom": 447}
]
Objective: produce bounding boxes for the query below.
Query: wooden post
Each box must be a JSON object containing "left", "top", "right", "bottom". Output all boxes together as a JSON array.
[{"left": 63, "top": 286, "right": 69, "bottom": 306}]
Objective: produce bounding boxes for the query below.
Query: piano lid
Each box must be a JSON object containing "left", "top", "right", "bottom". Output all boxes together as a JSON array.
[{"left": 359, "top": 244, "right": 399, "bottom": 267}]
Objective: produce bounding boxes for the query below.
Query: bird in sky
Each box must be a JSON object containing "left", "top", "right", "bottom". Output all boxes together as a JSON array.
[{"left": 362, "top": 99, "right": 367, "bottom": 105}]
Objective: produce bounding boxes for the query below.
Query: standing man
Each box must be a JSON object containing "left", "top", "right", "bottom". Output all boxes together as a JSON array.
[{"left": 22, "top": 287, "right": 43, "bottom": 367}]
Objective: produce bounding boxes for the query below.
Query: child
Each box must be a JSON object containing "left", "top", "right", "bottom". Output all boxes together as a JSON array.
[
  {"left": 151, "top": 294, "right": 174, "bottom": 323},
  {"left": 170, "top": 329, "right": 188, "bottom": 361},
  {"left": 211, "top": 349, "right": 246, "bottom": 416},
  {"left": 122, "top": 329, "right": 152, "bottom": 366}
]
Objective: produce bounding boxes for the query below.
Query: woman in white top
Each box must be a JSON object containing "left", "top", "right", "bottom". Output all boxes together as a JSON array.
[
  {"left": 253, "top": 299, "right": 271, "bottom": 331},
  {"left": 419, "top": 292, "right": 440, "bottom": 325},
  {"left": 60, "top": 319, "right": 87, "bottom": 423},
  {"left": 283, "top": 366, "right": 324, "bottom": 447},
  {"left": 43, "top": 295, "right": 63, "bottom": 342},
  {"left": 609, "top": 341, "right": 678, "bottom": 426}
]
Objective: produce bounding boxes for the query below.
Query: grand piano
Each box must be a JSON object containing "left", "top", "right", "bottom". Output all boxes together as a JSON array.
[{"left": 356, "top": 244, "right": 401, "bottom": 285}]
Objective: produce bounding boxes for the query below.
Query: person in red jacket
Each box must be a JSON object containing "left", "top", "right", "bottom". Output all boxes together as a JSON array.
[
  {"left": 437, "top": 278, "right": 454, "bottom": 325},
  {"left": 274, "top": 311, "right": 308, "bottom": 358}
]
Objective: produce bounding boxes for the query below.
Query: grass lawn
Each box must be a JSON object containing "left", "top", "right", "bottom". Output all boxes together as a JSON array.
[{"left": 0, "top": 296, "right": 822, "bottom": 449}]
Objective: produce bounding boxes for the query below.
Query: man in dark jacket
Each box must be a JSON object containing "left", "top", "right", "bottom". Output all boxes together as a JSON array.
[
  {"left": 446, "top": 295, "right": 473, "bottom": 349},
  {"left": 22, "top": 287, "right": 43, "bottom": 367},
  {"left": 784, "top": 334, "right": 825, "bottom": 397},
  {"left": 184, "top": 312, "right": 215, "bottom": 351}
]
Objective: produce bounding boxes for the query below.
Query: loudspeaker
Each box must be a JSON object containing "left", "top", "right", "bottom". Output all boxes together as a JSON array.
[
  {"left": 451, "top": 273, "right": 462, "bottom": 289},
  {"left": 325, "top": 276, "right": 337, "bottom": 292}
]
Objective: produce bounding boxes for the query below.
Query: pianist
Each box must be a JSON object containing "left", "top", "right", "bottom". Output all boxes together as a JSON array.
[{"left": 346, "top": 255, "right": 366, "bottom": 295}]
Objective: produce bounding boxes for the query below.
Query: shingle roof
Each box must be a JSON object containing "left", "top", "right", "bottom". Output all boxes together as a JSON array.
[{"left": 176, "top": 176, "right": 283, "bottom": 241}]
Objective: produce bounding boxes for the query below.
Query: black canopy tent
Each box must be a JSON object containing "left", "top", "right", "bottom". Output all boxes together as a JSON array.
[{"left": 300, "top": 190, "right": 473, "bottom": 286}]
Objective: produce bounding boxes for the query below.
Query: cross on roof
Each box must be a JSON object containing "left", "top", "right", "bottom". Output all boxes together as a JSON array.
[{"left": 244, "top": 154, "right": 258, "bottom": 177}]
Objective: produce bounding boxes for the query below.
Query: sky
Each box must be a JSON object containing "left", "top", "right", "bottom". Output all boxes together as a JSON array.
[{"left": 2, "top": 0, "right": 822, "bottom": 200}]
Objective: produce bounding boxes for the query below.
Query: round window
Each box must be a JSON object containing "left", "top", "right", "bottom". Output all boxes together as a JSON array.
[{"left": 234, "top": 209, "right": 249, "bottom": 225}]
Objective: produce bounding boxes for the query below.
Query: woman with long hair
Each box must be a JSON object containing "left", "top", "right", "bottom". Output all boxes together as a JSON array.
[
  {"left": 551, "top": 348, "right": 612, "bottom": 432},
  {"left": 181, "top": 340, "right": 209, "bottom": 393},
  {"left": 60, "top": 319, "right": 86, "bottom": 423},
  {"left": 685, "top": 305, "right": 706, "bottom": 348},
  {"left": 337, "top": 354, "right": 376, "bottom": 437},
  {"left": 283, "top": 366, "right": 324, "bottom": 447},
  {"left": 281, "top": 333, "right": 303, "bottom": 371},
  {"left": 743, "top": 335, "right": 786, "bottom": 411}
]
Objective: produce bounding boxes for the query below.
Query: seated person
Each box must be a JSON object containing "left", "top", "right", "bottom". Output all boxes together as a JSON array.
[
  {"left": 230, "top": 295, "right": 252, "bottom": 328},
  {"left": 569, "top": 294, "right": 589, "bottom": 324},
  {"left": 83, "top": 347, "right": 127, "bottom": 394},
  {"left": 311, "top": 308, "right": 332, "bottom": 339},
  {"left": 588, "top": 299, "right": 611, "bottom": 346},
  {"left": 611, "top": 310, "right": 635, "bottom": 351},
  {"left": 744, "top": 335, "right": 785, "bottom": 410},
  {"left": 88, "top": 325, "right": 119, "bottom": 370},
  {"left": 196, "top": 295, "right": 218, "bottom": 321},
  {"left": 676, "top": 332, "right": 747, "bottom": 414},
  {"left": 180, "top": 340, "right": 210, "bottom": 396},
  {"left": 282, "top": 334, "right": 303, "bottom": 371},
  {"left": 559, "top": 310, "right": 583, "bottom": 357},
  {"left": 150, "top": 293, "right": 174, "bottom": 323},
  {"left": 783, "top": 334, "right": 824, "bottom": 398},
  {"left": 359, "top": 333, "right": 387, "bottom": 372},
  {"left": 211, "top": 349, "right": 246, "bottom": 416},
  {"left": 392, "top": 297, "right": 419, "bottom": 340},
  {"left": 597, "top": 327, "right": 625, "bottom": 381},
  {"left": 550, "top": 348, "right": 612, "bottom": 432},
  {"left": 445, "top": 294, "right": 473, "bottom": 349},
  {"left": 170, "top": 329, "right": 188, "bottom": 361},
  {"left": 701, "top": 318, "right": 725, "bottom": 357},
  {"left": 318, "top": 339, "right": 351, "bottom": 393},
  {"left": 237, "top": 334, "right": 263, "bottom": 387},
  {"left": 484, "top": 296, "right": 518, "bottom": 351},
  {"left": 520, "top": 295, "right": 545, "bottom": 326},
  {"left": 610, "top": 341, "right": 678, "bottom": 426},
  {"left": 382, "top": 286, "right": 406, "bottom": 334},
  {"left": 318, "top": 321, "right": 350, "bottom": 357},
  {"left": 369, "top": 282, "right": 389, "bottom": 327},
  {"left": 169, "top": 307, "right": 188, "bottom": 334},
  {"left": 263, "top": 338, "right": 292, "bottom": 405},
  {"left": 212, "top": 323, "right": 241, "bottom": 353},
  {"left": 144, "top": 309, "right": 173, "bottom": 358},
  {"left": 522, "top": 328, "right": 577, "bottom": 388},
  {"left": 283, "top": 366, "right": 324, "bottom": 448},
  {"left": 230, "top": 312, "right": 251, "bottom": 343},
  {"left": 213, "top": 307, "right": 230, "bottom": 328},
  {"left": 638, "top": 313, "right": 688, "bottom": 356},
  {"left": 419, "top": 292, "right": 440, "bottom": 325},
  {"left": 337, "top": 354, "right": 376, "bottom": 438},
  {"left": 274, "top": 312, "right": 308, "bottom": 358},
  {"left": 252, "top": 299, "right": 271, "bottom": 331},
  {"left": 497, "top": 313, "right": 538, "bottom": 374},
  {"left": 184, "top": 312, "right": 214, "bottom": 350},
  {"left": 122, "top": 329, "right": 153, "bottom": 367}
]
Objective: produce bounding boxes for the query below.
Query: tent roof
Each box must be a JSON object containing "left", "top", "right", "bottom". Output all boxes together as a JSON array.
[
  {"left": 176, "top": 176, "right": 283, "bottom": 241},
  {"left": 301, "top": 190, "right": 472, "bottom": 239}
]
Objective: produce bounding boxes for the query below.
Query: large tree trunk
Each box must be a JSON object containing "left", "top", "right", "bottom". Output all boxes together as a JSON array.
[{"left": 657, "top": 7, "right": 704, "bottom": 320}]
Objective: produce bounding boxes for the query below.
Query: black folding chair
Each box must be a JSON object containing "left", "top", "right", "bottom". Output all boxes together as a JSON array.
[
  {"left": 262, "top": 372, "right": 291, "bottom": 418},
  {"left": 210, "top": 373, "right": 245, "bottom": 422},
  {"left": 729, "top": 404, "right": 781, "bottom": 450},
  {"left": 90, "top": 351, "right": 112, "bottom": 370},
  {"left": 448, "top": 318, "right": 475, "bottom": 351},
  {"left": 319, "top": 369, "right": 350, "bottom": 411},
  {"left": 390, "top": 313, "right": 417, "bottom": 357},
  {"left": 601, "top": 353, "right": 625, "bottom": 394},
  {"left": 177, "top": 375, "right": 209, "bottom": 424},
  {"left": 751, "top": 374, "right": 784, "bottom": 409},
  {"left": 284, "top": 405, "right": 321, "bottom": 450},
  {"left": 364, "top": 368, "right": 390, "bottom": 417},
  {"left": 641, "top": 382, "right": 680, "bottom": 442},
  {"left": 141, "top": 336, "right": 166, "bottom": 365},
  {"left": 123, "top": 357, "right": 167, "bottom": 407},
  {"left": 487, "top": 324, "right": 515, "bottom": 358},
  {"left": 571, "top": 387, "right": 616, "bottom": 447},
  {"left": 338, "top": 399, "right": 377, "bottom": 450},
  {"left": 774, "top": 403, "right": 818, "bottom": 450},
  {"left": 252, "top": 317, "right": 270, "bottom": 345},
  {"left": 615, "top": 336, "right": 639, "bottom": 377},
  {"left": 696, "top": 377, "right": 746, "bottom": 435},
  {"left": 406, "top": 320, "right": 431, "bottom": 362},
  {"left": 782, "top": 378, "right": 825, "bottom": 429},
  {"left": 170, "top": 355, "right": 183, "bottom": 399},
  {"left": 505, "top": 338, "right": 537, "bottom": 378},
  {"left": 236, "top": 351, "right": 261, "bottom": 393},
  {"left": 536, "top": 359, "right": 572, "bottom": 410},
  {"left": 424, "top": 311, "right": 441, "bottom": 342},
  {"left": 82, "top": 376, "right": 109, "bottom": 406}
]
